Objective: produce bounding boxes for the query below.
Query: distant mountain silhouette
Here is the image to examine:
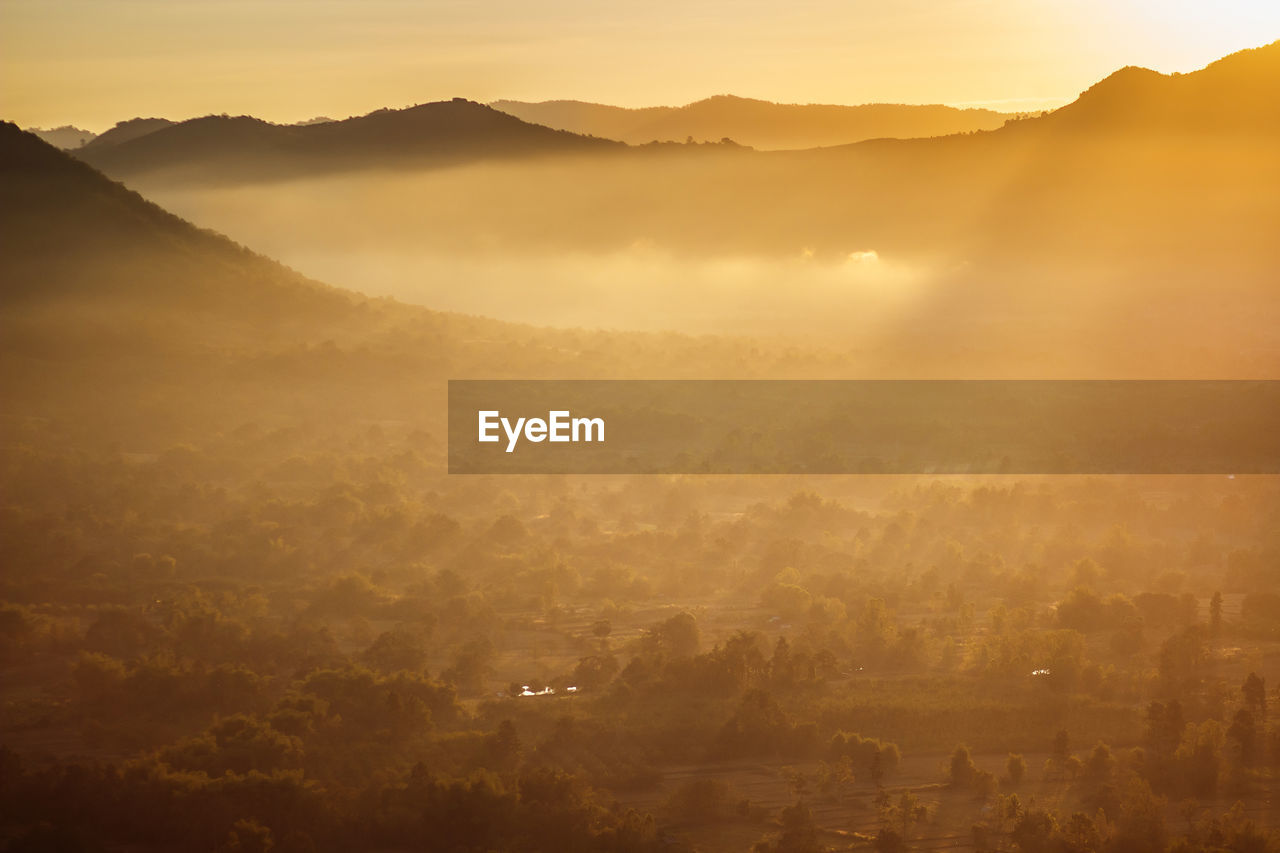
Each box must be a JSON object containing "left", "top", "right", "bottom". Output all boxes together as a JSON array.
[
  {"left": 83, "top": 117, "right": 177, "bottom": 150},
  {"left": 68, "top": 41, "right": 1279, "bottom": 193},
  {"left": 814, "top": 40, "right": 1280, "bottom": 154},
  {"left": 75, "top": 99, "right": 620, "bottom": 182},
  {"left": 113, "top": 41, "right": 1269, "bottom": 301},
  {"left": 489, "top": 95, "right": 1012, "bottom": 149},
  {"left": 1024, "top": 40, "right": 1280, "bottom": 135},
  {"left": 26, "top": 125, "right": 97, "bottom": 149}
]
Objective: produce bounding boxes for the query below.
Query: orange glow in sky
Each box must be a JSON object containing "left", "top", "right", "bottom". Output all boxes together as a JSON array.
[{"left": 2, "top": 0, "right": 1278, "bottom": 129}]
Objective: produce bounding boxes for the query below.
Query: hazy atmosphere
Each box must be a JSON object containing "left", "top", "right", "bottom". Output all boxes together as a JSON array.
[
  {"left": 2, "top": 3, "right": 1278, "bottom": 853},
  {"left": 5, "top": 0, "right": 1280, "bottom": 127}
]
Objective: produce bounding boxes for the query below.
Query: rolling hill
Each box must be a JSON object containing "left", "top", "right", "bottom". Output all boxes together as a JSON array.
[
  {"left": 121, "top": 42, "right": 1279, "bottom": 269},
  {"left": 71, "top": 41, "right": 1280, "bottom": 192},
  {"left": 490, "top": 95, "right": 1012, "bottom": 149},
  {"left": 26, "top": 125, "right": 97, "bottom": 149},
  {"left": 82, "top": 117, "right": 178, "bottom": 151},
  {"left": 1004, "top": 40, "right": 1280, "bottom": 137},
  {"left": 74, "top": 99, "right": 621, "bottom": 182},
  {"left": 0, "top": 119, "right": 356, "bottom": 324}
]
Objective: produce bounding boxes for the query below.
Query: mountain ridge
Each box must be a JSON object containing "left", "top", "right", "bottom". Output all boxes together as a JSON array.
[
  {"left": 489, "top": 96, "right": 1012, "bottom": 149},
  {"left": 27, "top": 125, "right": 97, "bottom": 149},
  {"left": 83, "top": 117, "right": 178, "bottom": 150},
  {"left": 64, "top": 40, "right": 1280, "bottom": 185},
  {"left": 0, "top": 120, "right": 357, "bottom": 328},
  {"left": 1029, "top": 40, "right": 1280, "bottom": 135},
  {"left": 75, "top": 99, "right": 621, "bottom": 182}
]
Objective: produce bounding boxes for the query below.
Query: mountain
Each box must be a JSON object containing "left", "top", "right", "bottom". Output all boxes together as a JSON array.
[
  {"left": 83, "top": 117, "right": 177, "bottom": 151},
  {"left": 489, "top": 95, "right": 1012, "bottom": 149},
  {"left": 75, "top": 99, "right": 621, "bottom": 182},
  {"left": 0, "top": 120, "right": 358, "bottom": 329},
  {"left": 73, "top": 41, "right": 1279, "bottom": 193},
  {"left": 144, "top": 42, "right": 1274, "bottom": 266},
  {"left": 15, "top": 42, "right": 1276, "bottom": 379},
  {"left": 10, "top": 119, "right": 870, "bottom": 475},
  {"left": 0, "top": 124, "right": 796, "bottom": 417},
  {"left": 26, "top": 125, "right": 97, "bottom": 149},
  {"left": 1026, "top": 40, "right": 1280, "bottom": 136}
]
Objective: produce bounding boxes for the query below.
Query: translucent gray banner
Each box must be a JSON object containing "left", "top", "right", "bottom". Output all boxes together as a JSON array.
[{"left": 448, "top": 380, "right": 1280, "bottom": 474}]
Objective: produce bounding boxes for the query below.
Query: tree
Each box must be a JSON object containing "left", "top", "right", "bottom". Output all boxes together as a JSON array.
[
  {"left": 1176, "top": 720, "right": 1223, "bottom": 797},
  {"left": 718, "top": 689, "right": 792, "bottom": 758},
  {"left": 163, "top": 714, "right": 304, "bottom": 776},
  {"left": 665, "top": 778, "right": 731, "bottom": 823},
  {"left": 217, "top": 819, "right": 273, "bottom": 853},
  {"left": 1045, "top": 729, "right": 1075, "bottom": 781},
  {"left": 482, "top": 719, "right": 522, "bottom": 771},
  {"left": 886, "top": 790, "right": 927, "bottom": 840},
  {"left": 1209, "top": 591, "right": 1223, "bottom": 636},
  {"left": 591, "top": 619, "right": 612, "bottom": 648},
  {"left": 1226, "top": 709, "right": 1256, "bottom": 767},
  {"left": 359, "top": 627, "right": 427, "bottom": 674},
  {"left": 1158, "top": 626, "right": 1208, "bottom": 693},
  {"left": 1242, "top": 672, "right": 1267, "bottom": 718},
  {"left": 1059, "top": 812, "right": 1102, "bottom": 853},
  {"left": 761, "top": 583, "right": 812, "bottom": 620},
  {"left": 1144, "top": 701, "right": 1185, "bottom": 759},
  {"left": 949, "top": 745, "right": 978, "bottom": 788},
  {"left": 442, "top": 638, "right": 495, "bottom": 694},
  {"left": 571, "top": 653, "right": 618, "bottom": 690},
  {"left": 1078, "top": 742, "right": 1115, "bottom": 804},
  {"left": 1053, "top": 729, "right": 1071, "bottom": 761},
  {"left": 1011, "top": 809, "right": 1057, "bottom": 853},
  {"left": 1006, "top": 753, "right": 1026, "bottom": 787},
  {"left": 754, "top": 801, "right": 824, "bottom": 853},
  {"left": 872, "top": 827, "right": 906, "bottom": 853},
  {"left": 770, "top": 637, "right": 796, "bottom": 687},
  {"left": 1109, "top": 776, "right": 1168, "bottom": 853},
  {"left": 1056, "top": 587, "right": 1107, "bottom": 632},
  {"left": 654, "top": 611, "right": 700, "bottom": 658}
]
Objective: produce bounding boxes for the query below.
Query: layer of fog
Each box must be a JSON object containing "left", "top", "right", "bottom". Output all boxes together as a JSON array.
[
  {"left": 259, "top": 245, "right": 928, "bottom": 337},
  {"left": 136, "top": 170, "right": 935, "bottom": 338},
  {"left": 128, "top": 150, "right": 1280, "bottom": 375}
]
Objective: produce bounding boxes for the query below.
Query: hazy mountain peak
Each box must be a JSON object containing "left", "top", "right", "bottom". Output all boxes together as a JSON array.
[
  {"left": 83, "top": 117, "right": 176, "bottom": 150},
  {"left": 25, "top": 125, "right": 97, "bottom": 150},
  {"left": 1078, "top": 65, "right": 1165, "bottom": 99},
  {"left": 693, "top": 94, "right": 762, "bottom": 105},
  {"left": 1038, "top": 42, "right": 1280, "bottom": 135},
  {"left": 74, "top": 99, "right": 618, "bottom": 182},
  {"left": 491, "top": 96, "right": 1011, "bottom": 148},
  {"left": 1201, "top": 38, "right": 1280, "bottom": 73}
]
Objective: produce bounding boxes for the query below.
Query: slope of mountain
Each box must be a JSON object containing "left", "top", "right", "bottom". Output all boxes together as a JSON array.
[
  {"left": 26, "top": 125, "right": 97, "bottom": 149},
  {"left": 809, "top": 39, "right": 1280, "bottom": 153},
  {"left": 82, "top": 117, "right": 177, "bottom": 150},
  {"left": 74, "top": 99, "right": 621, "bottom": 182},
  {"left": 0, "top": 124, "right": 803, "bottom": 404},
  {"left": 0, "top": 120, "right": 356, "bottom": 328},
  {"left": 489, "top": 95, "right": 1012, "bottom": 148},
  {"left": 1028, "top": 40, "right": 1280, "bottom": 135}
]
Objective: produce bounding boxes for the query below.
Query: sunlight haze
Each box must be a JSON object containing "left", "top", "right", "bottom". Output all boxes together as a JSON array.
[{"left": 3, "top": 0, "right": 1277, "bottom": 128}]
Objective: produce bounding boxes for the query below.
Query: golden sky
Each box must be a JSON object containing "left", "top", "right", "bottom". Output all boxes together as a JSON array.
[{"left": 3, "top": 0, "right": 1278, "bottom": 130}]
